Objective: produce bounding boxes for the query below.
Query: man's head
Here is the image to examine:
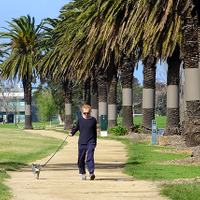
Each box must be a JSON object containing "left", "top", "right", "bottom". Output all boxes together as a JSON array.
[{"left": 82, "top": 104, "right": 91, "bottom": 119}]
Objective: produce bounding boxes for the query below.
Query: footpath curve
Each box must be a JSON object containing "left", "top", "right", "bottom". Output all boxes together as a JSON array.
[{"left": 6, "top": 130, "right": 169, "bottom": 200}]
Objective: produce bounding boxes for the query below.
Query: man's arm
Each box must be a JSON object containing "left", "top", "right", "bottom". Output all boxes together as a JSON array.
[{"left": 69, "top": 119, "right": 80, "bottom": 136}]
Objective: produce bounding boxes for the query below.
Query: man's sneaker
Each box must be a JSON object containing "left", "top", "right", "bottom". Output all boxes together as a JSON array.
[
  {"left": 90, "top": 174, "right": 95, "bottom": 180},
  {"left": 82, "top": 174, "right": 86, "bottom": 180}
]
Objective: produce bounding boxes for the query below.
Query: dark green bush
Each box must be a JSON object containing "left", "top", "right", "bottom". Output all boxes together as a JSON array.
[
  {"left": 133, "top": 124, "right": 142, "bottom": 133},
  {"left": 108, "top": 126, "right": 128, "bottom": 136}
]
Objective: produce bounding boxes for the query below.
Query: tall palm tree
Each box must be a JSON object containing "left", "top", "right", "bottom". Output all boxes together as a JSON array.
[
  {"left": 127, "top": 0, "right": 194, "bottom": 137},
  {"left": 62, "top": 0, "right": 143, "bottom": 131},
  {"left": 140, "top": 0, "right": 199, "bottom": 141},
  {"left": 97, "top": 68, "right": 108, "bottom": 127},
  {"left": 181, "top": 2, "right": 200, "bottom": 146},
  {"left": 107, "top": 60, "right": 118, "bottom": 128},
  {"left": 39, "top": 0, "right": 98, "bottom": 119},
  {"left": 90, "top": 69, "right": 98, "bottom": 121},
  {"left": 142, "top": 50, "right": 157, "bottom": 134},
  {"left": 165, "top": 45, "right": 181, "bottom": 135},
  {"left": 62, "top": 79, "right": 73, "bottom": 129},
  {"left": 0, "top": 15, "right": 44, "bottom": 129},
  {"left": 82, "top": 77, "right": 91, "bottom": 105},
  {"left": 120, "top": 55, "right": 135, "bottom": 130},
  {"left": 38, "top": 18, "right": 67, "bottom": 126}
]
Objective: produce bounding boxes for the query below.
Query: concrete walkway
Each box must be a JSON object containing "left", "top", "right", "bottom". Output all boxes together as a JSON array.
[{"left": 6, "top": 130, "right": 169, "bottom": 200}]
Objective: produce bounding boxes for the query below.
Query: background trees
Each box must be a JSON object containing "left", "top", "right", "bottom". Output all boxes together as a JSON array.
[{"left": 33, "top": 86, "right": 57, "bottom": 122}]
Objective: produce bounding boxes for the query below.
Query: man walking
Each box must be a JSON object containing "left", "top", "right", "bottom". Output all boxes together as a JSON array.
[{"left": 69, "top": 104, "right": 97, "bottom": 180}]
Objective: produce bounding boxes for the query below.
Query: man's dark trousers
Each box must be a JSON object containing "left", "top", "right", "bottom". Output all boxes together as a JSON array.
[{"left": 78, "top": 143, "right": 95, "bottom": 174}]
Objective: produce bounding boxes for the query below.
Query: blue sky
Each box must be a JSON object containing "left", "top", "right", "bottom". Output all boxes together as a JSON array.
[
  {"left": 0, "top": 0, "right": 166, "bottom": 86},
  {"left": 0, "top": 0, "right": 71, "bottom": 29}
]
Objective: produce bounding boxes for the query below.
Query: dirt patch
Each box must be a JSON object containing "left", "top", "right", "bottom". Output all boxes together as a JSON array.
[{"left": 5, "top": 130, "right": 169, "bottom": 200}]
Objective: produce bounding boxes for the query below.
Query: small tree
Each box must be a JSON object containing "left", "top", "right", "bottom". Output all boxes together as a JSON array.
[
  {"left": 34, "top": 87, "right": 57, "bottom": 122},
  {"left": 156, "top": 82, "right": 167, "bottom": 116},
  {"left": 133, "top": 77, "right": 142, "bottom": 114}
]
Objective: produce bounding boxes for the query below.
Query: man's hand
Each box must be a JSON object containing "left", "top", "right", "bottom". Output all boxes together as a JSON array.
[{"left": 69, "top": 132, "right": 73, "bottom": 137}]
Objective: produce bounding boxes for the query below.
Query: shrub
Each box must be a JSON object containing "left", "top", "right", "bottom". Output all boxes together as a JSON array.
[
  {"left": 108, "top": 126, "right": 128, "bottom": 136},
  {"left": 133, "top": 124, "right": 142, "bottom": 133}
]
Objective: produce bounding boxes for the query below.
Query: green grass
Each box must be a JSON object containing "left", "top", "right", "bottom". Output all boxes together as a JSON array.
[
  {"left": 161, "top": 183, "right": 200, "bottom": 200},
  {"left": 98, "top": 136, "right": 199, "bottom": 180},
  {"left": 0, "top": 172, "right": 11, "bottom": 200},
  {"left": 122, "top": 138, "right": 200, "bottom": 199},
  {"left": 121, "top": 140, "right": 199, "bottom": 180},
  {"left": 117, "top": 116, "right": 166, "bottom": 129},
  {"left": 0, "top": 121, "right": 59, "bottom": 129},
  {"left": 155, "top": 116, "right": 166, "bottom": 129},
  {"left": 133, "top": 116, "right": 166, "bottom": 129},
  {"left": 0, "top": 128, "right": 65, "bottom": 200},
  {"left": 102, "top": 136, "right": 200, "bottom": 199}
]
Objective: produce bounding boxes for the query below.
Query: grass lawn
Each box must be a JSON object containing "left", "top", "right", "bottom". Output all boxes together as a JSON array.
[
  {"left": 0, "top": 127, "right": 65, "bottom": 200},
  {"left": 133, "top": 116, "right": 166, "bottom": 129},
  {"left": 161, "top": 183, "right": 200, "bottom": 200},
  {"left": 123, "top": 140, "right": 199, "bottom": 180},
  {"left": 121, "top": 138, "right": 200, "bottom": 200},
  {"left": 117, "top": 116, "right": 166, "bottom": 129},
  {"left": 0, "top": 121, "right": 60, "bottom": 129},
  {"left": 103, "top": 135, "right": 200, "bottom": 200}
]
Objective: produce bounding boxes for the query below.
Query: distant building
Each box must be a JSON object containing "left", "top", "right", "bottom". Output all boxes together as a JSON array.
[{"left": 0, "top": 84, "right": 38, "bottom": 123}]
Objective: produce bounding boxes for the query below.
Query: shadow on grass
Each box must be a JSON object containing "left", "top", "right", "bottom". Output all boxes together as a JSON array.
[{"left": 126, "top": 161, "right": 142, "bottom": 165}]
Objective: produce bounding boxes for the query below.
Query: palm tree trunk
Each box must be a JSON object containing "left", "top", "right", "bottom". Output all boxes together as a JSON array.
[
  {"left": 23, "top": 75, "right": 33, "bottom": 129},
  {"left": 91, "top": 70, "right": 98, "bottom": 121},
  {"left": 182, "top": 5, "right": 200, "bottom": 146},
  {"left": 107, "top": 64, "right": 117, "bottom": 128},
  {"left": 142, "top": 53, "right": 156, "bottom": 134},
  {"left": 198, "top": 21, "right": 200, "bottom": 92},
  {"left": 98, "top": 69, "right": 108, "bottom": 129},
  {"left": 82, "top": 77, "right": 91, "bottom": 105},
  {"left": 165, "top": 46, "right": 181, "bottom": 135},
  {"left": 63, "top": 79, "right": 73, "bottom": 130},
  {"left": 120, "top": 56, "right": 134, "bottom": 130}
]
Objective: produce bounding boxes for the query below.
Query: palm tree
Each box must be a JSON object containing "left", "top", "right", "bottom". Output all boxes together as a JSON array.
[
  {"left": 97, "top": 68, "right": 108, "bottom": 127},
  {"left": 91, "top": 69, "right": 98, "bottom": 120},
  {"left": 141, "top": 50, "right": 157, "bottom": 134},
  {"left": 181, "top": 2, "right": 200, "bottom": 146},
  {"left": 119, "top": 55, "right": 135, "bottom": 130},
  {"left": 125, "top": 1, "right": 196, "bottom": 137},
  {"left": 0, "top": 15, "right": 44, "bottom": 129},
  {"left": 38, "top": 24, "right": 74, "bottom": 129},
  {"left": 165, "top": 45, "right": 181, "bottom": 135},
  {"left": 107, "top": 59, "right": 118, "bottom": 128},
  {"left": 82, "top": 77, "right": 91, "bottom": 105},
  {"left": 49, "top": 1, "right": 108, "bottom": 130},
  {"left": 62, "top": 79, "right": 73, "bottom": 129},
  {"left": 116, "top": 1, "right": 186, "bottom": 134},
  {"left": 38, "top": 1, "right": 99, "bottom": 129},
  {"left": 139, "top": 1, "right": 199, "bottom": 142},
  {"left": 0, "top": 49, "right": 8, "bottom": 63},
  {"left": 61, "top": 0, "right": 143, "bottom": 131}
]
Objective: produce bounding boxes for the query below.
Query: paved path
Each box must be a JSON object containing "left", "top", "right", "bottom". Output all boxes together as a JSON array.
[{"left": 6, "top": 130, "right": 169, "bottom": 200}]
